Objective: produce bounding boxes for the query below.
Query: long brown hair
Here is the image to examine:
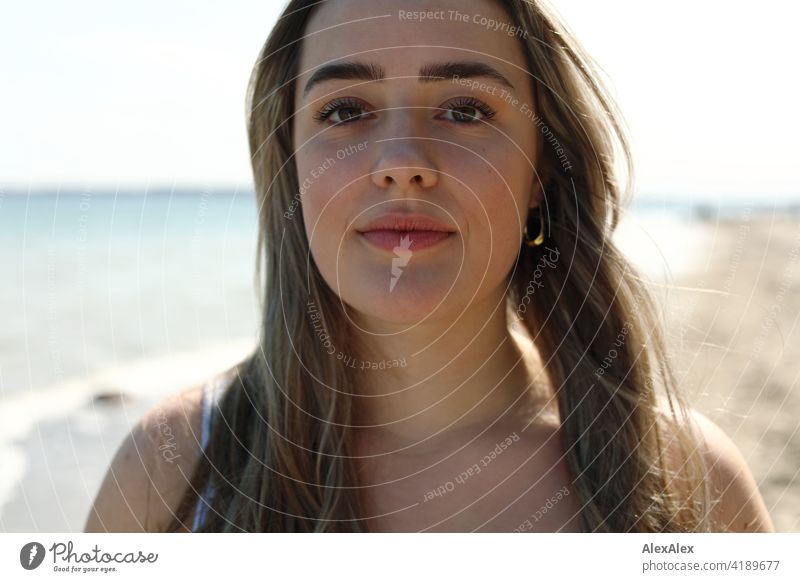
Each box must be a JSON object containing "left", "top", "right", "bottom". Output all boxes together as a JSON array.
[{"left": 167, "top": 0, "right": 713, "bottom": 532}]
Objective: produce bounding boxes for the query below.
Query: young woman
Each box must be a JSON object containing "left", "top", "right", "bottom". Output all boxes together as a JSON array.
[{"left": 85, "top": 0, "right": 774, "bottom": 533}]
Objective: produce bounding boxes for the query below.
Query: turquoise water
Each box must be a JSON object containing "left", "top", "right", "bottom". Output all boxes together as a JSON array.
[{"left": 0, "top": 190, "right": 260, "bottom": 396}]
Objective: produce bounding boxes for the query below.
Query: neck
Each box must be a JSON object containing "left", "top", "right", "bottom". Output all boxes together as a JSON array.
[{"left": 347, "top": 290, "right": 547, "bottom": 452}]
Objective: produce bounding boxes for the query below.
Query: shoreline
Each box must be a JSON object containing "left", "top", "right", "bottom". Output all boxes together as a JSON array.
[{"left": 0, "top": 339, "right": 254, "bottom": 531}]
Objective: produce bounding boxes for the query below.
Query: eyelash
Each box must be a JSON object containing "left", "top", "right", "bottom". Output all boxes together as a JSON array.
[{"left": 312, "top": 96, "right": 497, "bottom": 126}]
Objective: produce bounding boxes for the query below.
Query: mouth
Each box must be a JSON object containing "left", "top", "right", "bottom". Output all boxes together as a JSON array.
[
  {"left": 358, "top": 229, "right": 455, "bottom": 252},
  {"left": 356, "top": 212, "right": 457, "bottom": 253}
]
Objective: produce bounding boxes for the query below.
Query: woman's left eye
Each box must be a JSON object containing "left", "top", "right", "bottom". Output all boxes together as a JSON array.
[{"left": 438, "top": 97, "right": 497, "bottom": 124}]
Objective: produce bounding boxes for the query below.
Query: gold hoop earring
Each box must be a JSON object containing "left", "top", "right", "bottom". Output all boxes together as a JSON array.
[{"left": 522, "top": 205, "right": 546, "bottom": 247}]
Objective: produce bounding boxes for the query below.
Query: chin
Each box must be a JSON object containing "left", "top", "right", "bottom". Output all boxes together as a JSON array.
[{"left": 339, "top": 267, "right": 462, "bottom": 327}]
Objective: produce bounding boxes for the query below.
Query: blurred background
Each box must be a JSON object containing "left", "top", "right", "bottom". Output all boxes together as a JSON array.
[{"left": 1, "top": 0, "right": 798, "bottom": 532}]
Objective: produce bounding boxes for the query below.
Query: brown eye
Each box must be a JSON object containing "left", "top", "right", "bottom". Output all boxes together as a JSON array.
[
  {"left": 451, "top": 106, "right": 480, "bottom": 123},
  {"left": 336, "top": 107, "right": 365, "bottom": 123},
  {"left": 313, "top": 98, "right": 372, "bottom": 125},
  {"left": 439, "top": 97, "right": 496, "bottom": 124}
]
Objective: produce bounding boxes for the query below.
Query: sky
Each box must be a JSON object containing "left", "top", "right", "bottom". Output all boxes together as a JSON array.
[{"left": 1, "top": 0, "right": 798, "bottom": 201}]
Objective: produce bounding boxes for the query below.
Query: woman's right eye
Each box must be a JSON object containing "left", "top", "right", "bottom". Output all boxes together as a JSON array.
[{"left": 312, "top": 98, "right": 372, "bottom": 125}]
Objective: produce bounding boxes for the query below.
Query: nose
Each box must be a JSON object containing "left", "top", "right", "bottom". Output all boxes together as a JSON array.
[{"left": 369, "top": 138, "right": 439, "bottom": 194}]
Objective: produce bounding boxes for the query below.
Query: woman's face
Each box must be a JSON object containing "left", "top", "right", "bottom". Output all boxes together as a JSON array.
[{"left": 292, "top": 0, "right": 541, "bottom": 327}]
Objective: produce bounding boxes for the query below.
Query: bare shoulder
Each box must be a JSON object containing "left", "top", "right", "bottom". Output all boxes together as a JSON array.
[
  {"left": 659, "top": 405, "right": 775, "bottom": 532},
  {"left": 83, "top": 383, "right": 207, "bottom": 532}
]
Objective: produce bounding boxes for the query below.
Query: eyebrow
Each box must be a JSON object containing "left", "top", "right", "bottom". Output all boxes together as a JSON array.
[{"left": 302, "top": 60, "right": 515, "bottom": 98}]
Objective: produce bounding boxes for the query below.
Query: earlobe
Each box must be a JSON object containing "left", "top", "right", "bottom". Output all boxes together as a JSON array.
[{"left": 529, "top": 180, "right": 543, "bottom": 210}]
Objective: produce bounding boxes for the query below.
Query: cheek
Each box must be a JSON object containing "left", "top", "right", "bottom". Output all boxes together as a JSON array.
[
  {"left": 460, "top": 156, "right": 531, "bottom": 290},
  {"left": 452, "top": 152, "right": 528, "bottom": 260},
  {"left": 298, "top": 144, "right": 362, "bottom": 230},
  {"left": 299, "top": 179, "right": 344, "bottom": 290},
  {"left": 297, "top": 148, "right": 371, "bottom": 293},
  {"left": 468, "top": 196, "right": 525, "bottom": 289}
]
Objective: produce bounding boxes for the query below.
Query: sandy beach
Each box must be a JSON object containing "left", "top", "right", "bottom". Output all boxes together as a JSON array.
[
  {"left": 0, "top": 340, "right": 254, "bottom": 532},
  {"left": 1, "top": 211, "right": 797, "bottom": 533},
  {"left": 664, "top": 214, "right": 800, "bottom": 533}
]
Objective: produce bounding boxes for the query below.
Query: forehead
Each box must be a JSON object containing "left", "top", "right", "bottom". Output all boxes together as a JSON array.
[{"left": 297, "top": 0, "right": 531, "bottom": 88}]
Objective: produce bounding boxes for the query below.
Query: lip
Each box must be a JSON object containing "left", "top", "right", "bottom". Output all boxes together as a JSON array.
[
  {"left": 359, "top": 229, "right": 455, "bottom": 252},
  {"left": 356, "top": 212, "right": 456, "bottom": 234},
  {"left": 356, "top": 212, "right": 457, "bottom": 253}
]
